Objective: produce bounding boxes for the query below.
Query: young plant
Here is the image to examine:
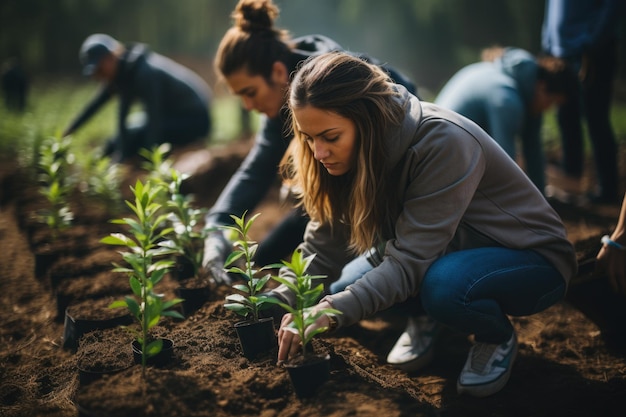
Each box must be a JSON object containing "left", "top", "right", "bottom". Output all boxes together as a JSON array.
[
  {"left": 79, "top": 153, "right": 123, "bottom": 215},
  {"left": 222, "top": 212, "right": 277, "bottom": 323},
  {"left": 272, "top": 249, "right": 341, "bottom": 358},
  {"left": 101, "top": 179, "right": 184, "bottom": 374},
  {"left": 36, "top": 134, "right": 75, "bottom": 239},
  {"left": 139, "top": 143, "right": 174, "bottom": 189},
  {"left": 160, "top": 168, "right": 208, "bottom": 279},
  {"left": 140, "top": 144, "right": 209, "bottom": 280}
]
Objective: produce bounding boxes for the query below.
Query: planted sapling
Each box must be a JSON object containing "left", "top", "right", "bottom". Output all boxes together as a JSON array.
[
  {"left": 78, "top": 153, "right": 123, "bottom": 215},
  {"left": 160, "top": 168, "right": 208, "bottom": 280},
  {"left": 222, "top": 212, "right": 277, "bottom": 323},
  {"left": 101, "top": 179, "right": 184, "bottom": 375},
  {"left": 271, "top": 248, "right": 341, "bottom": 358},
  {"left": 221, "top": 212, "right": 281, "bottom": 359},
  {"left": 36, "top": 134, "right": 75, "bottom": 239}
]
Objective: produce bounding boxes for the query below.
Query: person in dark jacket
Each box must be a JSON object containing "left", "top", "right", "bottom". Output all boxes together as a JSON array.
[
  {"left": 202, "top": 0, "right": 417, "bottom": 284},
  {"left": 62, "top": 34, "right": 212, "bottom": 163}
]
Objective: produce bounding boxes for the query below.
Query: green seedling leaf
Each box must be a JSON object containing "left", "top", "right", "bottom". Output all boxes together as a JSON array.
[{"left": 146, "top": 339, "right": 163, "bottom": 358}]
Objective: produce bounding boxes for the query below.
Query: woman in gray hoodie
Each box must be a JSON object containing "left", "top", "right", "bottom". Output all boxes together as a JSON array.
[{"left": 274, "top": 52, "right": 577, "bottom": 398}]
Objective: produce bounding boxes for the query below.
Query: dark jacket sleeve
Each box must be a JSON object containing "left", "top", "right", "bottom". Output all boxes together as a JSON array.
[
  {"left": 205, "top": 114, "right": 289, "bottom": 226},
  {"left": 132, "top": 63, "right": 163, "bottom": 149},
  {"left": 64, "top": 86, "right": 113, "bottom": 136}
]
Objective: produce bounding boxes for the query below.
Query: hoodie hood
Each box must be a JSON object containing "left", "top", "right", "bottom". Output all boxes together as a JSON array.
[
  {"left": 384, "top": 85, "right": 422, "bottom": 169},
  {"left": 494, "top": 47, "right": 538, "bottom": 107},
  {"left": 287, "top": 35, "right": 343, "bottom": 71}
]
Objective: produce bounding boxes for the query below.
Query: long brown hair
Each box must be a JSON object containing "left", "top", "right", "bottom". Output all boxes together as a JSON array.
[
  {"left": 215, "top": 0, "right": 292, "bottom": 81},
  {"left": 284, "top": 52, "right": 405, "bottom": 254}
]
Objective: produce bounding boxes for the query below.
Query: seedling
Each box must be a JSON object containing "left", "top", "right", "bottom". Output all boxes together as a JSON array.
[
  {"left": 160, "top": 169, "right": 208, "bottom": 279},
  {"left": 139, "top": 144, "right": 209, "bottom": 280},
  {"left": 222, "top": 212, "right": 277, "bottom": 323},
  {"left": 272, "top": 249, "right": 341, "bottom": 358},
  {"left": 139, "top": 143, "right": 174, "bottom": 189},
  {"left": 101, "top": 179, "right": 184, "bottom": 375},
  {"left": 36, "top": 134, "right": 74, "bottom": 239},
  {"left": 79, "top": 153, "right": 123, "bottom": 215}
]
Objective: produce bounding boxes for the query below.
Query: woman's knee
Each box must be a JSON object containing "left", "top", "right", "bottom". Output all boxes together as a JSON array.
[{"left": 420, "top": 265, "right": 459, "bottom": 318}]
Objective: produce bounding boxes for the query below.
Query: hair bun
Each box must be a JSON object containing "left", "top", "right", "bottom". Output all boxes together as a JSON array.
[{"left": 234, "top": 0, "right": 279, "bottom": 33}]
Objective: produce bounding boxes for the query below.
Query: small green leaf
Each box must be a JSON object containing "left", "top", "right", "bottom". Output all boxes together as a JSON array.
[{"left": 145, "top": 339, "right": 163, "bottom": 358}]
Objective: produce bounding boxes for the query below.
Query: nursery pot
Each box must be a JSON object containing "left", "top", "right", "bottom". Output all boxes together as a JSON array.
[
  {"left": 77, "top": 363, "right": 132, "bottom": 387},
  {"left": 285, "top": 353, "right": 331, "bottom": 398},
  {"left": 131, "top": 338, "right": 175, "bottom": 367},
  {"left": 234, "top": 317, "right": 277, "bottom": 360},
  {"left": 175, "top": 285, "right": 211, "bottom": 317},
  {"left": 62, "top": 306, "right": 133, "bottom": 351},
  {"left": 34, "top": 249, "right": 57, "bottom": 280},
  {"left": 172, "top": 255, "right": 195, "bottom": 281}
]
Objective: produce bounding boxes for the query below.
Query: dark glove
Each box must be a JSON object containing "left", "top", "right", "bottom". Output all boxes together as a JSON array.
[{"left": 202, "top": 229, "right": 232, "bottom": 285}]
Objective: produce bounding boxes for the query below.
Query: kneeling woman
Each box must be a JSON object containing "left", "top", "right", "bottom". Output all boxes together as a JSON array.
[{"left": 274, "top": 52, "right": 576, "bottom": 398}]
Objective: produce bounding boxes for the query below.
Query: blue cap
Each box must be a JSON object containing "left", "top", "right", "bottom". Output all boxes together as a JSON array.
[{"left": 79, "top": 34, "right": 120, "bottom": 76}]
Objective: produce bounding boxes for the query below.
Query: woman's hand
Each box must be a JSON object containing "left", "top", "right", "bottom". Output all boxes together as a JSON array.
[{"left": 277, "top": 301, "right": 334, "bottom": 363}]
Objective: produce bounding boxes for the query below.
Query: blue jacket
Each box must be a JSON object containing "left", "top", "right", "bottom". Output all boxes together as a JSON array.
[
  {"left": 434, "top": 48, "right": 544, "bottom": 192},
  {"left": 206, "top": 35, "right": 417, "bottom": 226},
  {"left": 542, "top": 0, "right": 622, "bottom": 63}
]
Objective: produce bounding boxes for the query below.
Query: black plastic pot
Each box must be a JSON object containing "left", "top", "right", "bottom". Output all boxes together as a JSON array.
[
  {"left": 34, "top": 249, "right": 57, "bottom": 280},
  {"left": 175, "top": 285, "right": 211, "bottom": 317},
  {"left": 172, "top": 256, "right": 195, "bottom": 281},
  {"left": 234, "top": 317, "right": 277, "bottom": 360},
  {"left": 63, "top": 307, "right": 133, "bottom": 351},
  {"left": 77, "top": 363, "right": 132, "bottom": 386},
  {"left": 131, "top": 338, "right": 175, "bottom": 367},
  {"left": 284, "top": 353, "right": 331, "bottom": 398}
]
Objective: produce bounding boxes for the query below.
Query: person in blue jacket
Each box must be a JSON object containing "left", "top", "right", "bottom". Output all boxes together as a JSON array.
[
  {"left": 202, "top": 0, "right": 417, "bottom": 284},
  {"left": 62, "top": 34, "right": 212, "bottom": 163},
  {"left": 434, "top": 46, "right": 571, "bottom": 194},
  {"left": 542, "top": 0, "right": 623, "bottom": 204}
]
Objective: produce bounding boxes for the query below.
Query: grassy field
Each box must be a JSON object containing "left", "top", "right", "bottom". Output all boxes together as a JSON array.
[
  {"left": 1, "top": 79, "right": 625, "bottom": 170},
  {"left": 0, "top": 79, "right": 258, "bottom": 168}
]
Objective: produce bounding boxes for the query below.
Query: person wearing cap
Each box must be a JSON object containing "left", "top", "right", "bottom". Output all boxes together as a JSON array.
[{"left": 62, "top": 33, "right": 212, "bottom": 163}]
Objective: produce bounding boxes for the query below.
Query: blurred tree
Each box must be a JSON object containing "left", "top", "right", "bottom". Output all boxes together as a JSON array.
[{"left": 0, "top": 0, "right": 622, "bottom": 95}]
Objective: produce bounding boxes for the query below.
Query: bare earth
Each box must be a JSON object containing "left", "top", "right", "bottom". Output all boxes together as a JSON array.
[{"left": 1, "top": 141, "right": 625, "bottom": 417}]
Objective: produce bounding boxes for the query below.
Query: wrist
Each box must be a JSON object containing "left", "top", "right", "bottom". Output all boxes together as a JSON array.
[
  {"left": 601, "top": 235, "right": 626, "bottom": 251},
  {"left": 326, "top": 313, "right": 339, "bottom": 333}
]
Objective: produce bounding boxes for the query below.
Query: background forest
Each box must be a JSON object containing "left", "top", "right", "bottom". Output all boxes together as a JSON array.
[{"left": 2, "top": 0, "right": 625, "bottom": 97}]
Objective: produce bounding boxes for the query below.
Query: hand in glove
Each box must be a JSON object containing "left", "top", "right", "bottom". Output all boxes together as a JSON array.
[{"left": 203, "top": 229, "right": 233, "bottom": 285}]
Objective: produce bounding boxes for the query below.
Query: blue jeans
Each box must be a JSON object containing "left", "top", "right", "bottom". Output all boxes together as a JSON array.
[
  {"left": 331, "top": 247, "right": 566, "bottom": 344},
  {"left": 422, "top": 247, "right": 565, "bottom": 344},
  {"left": 330, "top": 253, "right": 374, "bottom": 294}
]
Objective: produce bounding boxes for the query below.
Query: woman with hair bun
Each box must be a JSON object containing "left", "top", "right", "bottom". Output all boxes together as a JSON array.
[{"left": 202, "top": 0, "right": 416, "bottom": 283}]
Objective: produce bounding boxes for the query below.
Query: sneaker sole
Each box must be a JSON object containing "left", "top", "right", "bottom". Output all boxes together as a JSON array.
[
  {"left": 456, "top": 341, "right": 518, "bottom": 397},
  {"left": 388, "top": 343, "right": 436, "bottom": 372}
]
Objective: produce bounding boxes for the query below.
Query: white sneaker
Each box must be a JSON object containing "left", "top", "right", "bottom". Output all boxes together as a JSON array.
[
  {"left": 386, "top": 315, "right": 441, "bottom": 372},
  {"left": 457, "top": 332, "right": 518, "bottom": 397}
]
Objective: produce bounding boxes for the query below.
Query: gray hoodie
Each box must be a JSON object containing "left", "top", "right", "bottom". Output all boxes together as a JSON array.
[{"left": 273, "top": 85, "right": 577, "bottom": 328}]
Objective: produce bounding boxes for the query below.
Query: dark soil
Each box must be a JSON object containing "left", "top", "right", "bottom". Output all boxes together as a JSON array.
[{"left": 1, "top": 141, "right": 626, "bottom": 417}]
